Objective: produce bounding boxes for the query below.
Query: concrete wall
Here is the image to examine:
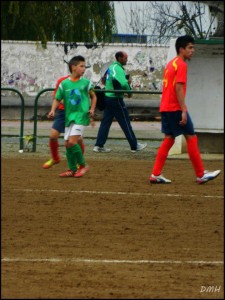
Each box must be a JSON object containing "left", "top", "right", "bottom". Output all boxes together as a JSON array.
[
  {"left": 187, "top": 43, "right": 224, "bottom": 132},
  {"left": 1, "top": 40, "right": 168, "bottom": 121},
  {"left": 1, "top": 40, "right": 168, "bottom": 97}
]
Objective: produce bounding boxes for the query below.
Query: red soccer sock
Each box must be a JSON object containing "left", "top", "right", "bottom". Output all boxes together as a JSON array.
[
  {"left": 186, "top": 135, "right": 204, "bottom": 177},
  {"left": 152, "top": 138, "right": 175, "bottom": 176},
  {"left": 49, "top": 139, "right": 60, "bottom": 161}
]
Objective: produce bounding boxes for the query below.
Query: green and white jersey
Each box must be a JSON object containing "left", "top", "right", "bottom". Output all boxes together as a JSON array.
[
  {"left": 105, "top": 61, "right": 131, "bottom": 98},
  {"left": 56, "top": 77, "right": 93, "bottom": 126}
]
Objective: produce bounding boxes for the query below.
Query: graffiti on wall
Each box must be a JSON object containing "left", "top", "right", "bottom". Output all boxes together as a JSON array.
[
  {"left": 1, "top": 41, "right": 168, "bottom": 96},
  {"left": 129, "top": 51, "right": 164, "bottom": 90},
  {"left": 1, "top": 62, "right": 38, "bottom": 96}
]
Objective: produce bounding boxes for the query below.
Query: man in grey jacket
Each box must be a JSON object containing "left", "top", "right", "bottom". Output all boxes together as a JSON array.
[{"left": 93, "top": 51, "right": 147, "bottom": 153}]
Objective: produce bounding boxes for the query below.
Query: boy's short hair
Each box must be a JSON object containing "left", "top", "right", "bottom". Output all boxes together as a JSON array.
[
  {"left": 69, "top": 55, "right": 85, "bottom": 73},
  {"left": 175, "top": 35, "right": 195, "bottom": 54}
]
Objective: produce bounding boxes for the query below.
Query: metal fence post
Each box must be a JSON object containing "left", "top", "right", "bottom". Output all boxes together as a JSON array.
[
  {"left": 1, "top": 87, "right": 25, "bottom": 151},
  {"left": 32, "top": 88, "right": 54, "bottom": 152}
]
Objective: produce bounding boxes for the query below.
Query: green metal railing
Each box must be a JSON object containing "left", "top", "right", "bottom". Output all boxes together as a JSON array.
[
  {"left": 32, "top": 88, "right": 161, "bottom": 152},
  {"left": 32, "top": 88, "right": 54, "bottom": 152},
  {"left": 1, "top": 87, "right": 25, "bottom": 151},
  {"left": 99, "top": 90, "right": 162, "bottom": 95}
]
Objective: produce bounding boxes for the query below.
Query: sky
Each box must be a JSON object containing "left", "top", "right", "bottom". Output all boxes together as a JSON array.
[{"left": 114, "top": 1, "right": 152, "bottom": 34}]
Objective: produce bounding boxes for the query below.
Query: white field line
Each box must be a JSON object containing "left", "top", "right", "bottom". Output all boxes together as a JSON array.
[
  {"left": 1, "top": 257, "right": 224, "bottom": 265},
  {"left": 12, "top": 188, "right": 224, "bottom": 199}
]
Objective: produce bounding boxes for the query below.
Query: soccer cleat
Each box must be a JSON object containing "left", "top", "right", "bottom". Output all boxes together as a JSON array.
[
  {"left": 74, "top": 165, "right": 90, "bottom": 178},
  {"left": 59, "top": 170, "right": 75, "bottom": 177},
  {"left": 197, "top": 170, "right": 221, "bottom": 184},
  {"left": 131, "top": 143, "right": 147, "bottom": 153},
  {"left": 93, "top": 146, "right": 111, "bottom": 153},
  {"left": 149, "top": 174, "right": 172, "bottom": 184},
  {"left": 42, "top": 158, "right": 60, "bottom": 169}
]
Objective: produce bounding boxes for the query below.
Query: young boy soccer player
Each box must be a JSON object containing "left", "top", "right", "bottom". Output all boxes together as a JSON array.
[
  {"left": 48, "top": 55, "right": 96, "bottom": 177},
  {"left": 42, "top": 75, "right": 85, "bottom": 169},
  {"left": 149, "top": 35, "right": 221, "bottom": 184}
]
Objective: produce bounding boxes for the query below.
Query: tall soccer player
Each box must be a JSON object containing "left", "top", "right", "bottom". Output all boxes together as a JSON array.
[{"left": 149, "top": 35, "right": 221, "bottom": 184}]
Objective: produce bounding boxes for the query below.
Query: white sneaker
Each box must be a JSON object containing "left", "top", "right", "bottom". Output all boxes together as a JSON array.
[
  {"left": 197, "top": 170, "right": 221, "bottom": 184},
  {"left": 150, "top": 174, "right": 171, "bottom": 184},
  {"left": 131, "top": 143, "right": 147, "bottom": 153},
  {"left": 93, "top": 146, "right": 111, "bottom": 153}
]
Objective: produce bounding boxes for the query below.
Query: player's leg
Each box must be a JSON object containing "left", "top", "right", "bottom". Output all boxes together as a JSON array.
[
  {"left": 182, "top": 113, "right": 208, "bottom": 182},
  {"left": 149, "top": 135, "right": 174, "bottom": 183},
  {"left": 185, "top": 134, "right": 221, "bottom": 184},
  {"left": 78, "top": 136, "right": 85, "bottom": 154},
  {"left": 149, "top": 112, "right": 175, "bottom": 183},
  {"left": 59, "top": 124, "right": 89, "bottom": 178},
  {"left": 72, "top": 128, "right": 89, "bottom": 177},
  {"left": 42, "top": 109, "right": 65, "bottom": 169}
]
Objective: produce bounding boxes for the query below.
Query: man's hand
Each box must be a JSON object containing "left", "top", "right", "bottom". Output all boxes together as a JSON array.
[
  {"left": 179, "top": 111, "right": 187, "bottom": 126},
  {"left": 89, "top": 109, "right": 95, "bottom": 118},
  {"left": 48, "top": 110, "right": 55, "bottom": 119}
]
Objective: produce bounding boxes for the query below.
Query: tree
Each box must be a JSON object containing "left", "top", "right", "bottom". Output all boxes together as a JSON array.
[
  {"left": 117, "top": 2, "right": 152, "bottom": 36},
  {"left": 118, "top": 1, "right": 223, "bottom": 43},
  {"left": 200, "top": 1, "right": 224, "bottom": 37},
  {"left": 1, "top": 1, "right": 117, "bottom": 47},
  {"left": 149, "top": 1, "right": 222, "bottom": 40}
]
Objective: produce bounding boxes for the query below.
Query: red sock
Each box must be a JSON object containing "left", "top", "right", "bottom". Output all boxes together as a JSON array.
[
  {"left": 152, "top": 138, "right": 175, "bottom": 176},
  {"left": 49, "top": 139, "right": 60, "bottom": 161},
  {"left": 186, "top": 135, "right": 204, "bottom": 177}
]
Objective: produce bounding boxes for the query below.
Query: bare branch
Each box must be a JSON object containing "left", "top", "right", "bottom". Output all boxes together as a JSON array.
[{"left": 121, "top": 1, "right": 222, "bottom": 40}]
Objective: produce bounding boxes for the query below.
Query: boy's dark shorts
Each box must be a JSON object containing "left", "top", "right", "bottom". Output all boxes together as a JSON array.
[
  {"left": 161, "top": 111, "right": 195, "bottom": 137},
  {"left": 52, "top": 109, "right": 65, "bottom": 133}
]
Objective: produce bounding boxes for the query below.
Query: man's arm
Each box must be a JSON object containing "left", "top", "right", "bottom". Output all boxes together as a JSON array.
[
  {"left": 176, "top": 82, "right": 187, "bottom": 125},
  {"left": 89, "top": 89, "right": 97, "bottom": 127},
  {"left": 114, "top": 65, "right": 130, "bottom": 90},
  {"left": 48, "top": 99, "right": 60, "bottom": 119},
  {"left": 89, "top": 89, "right": 97, "bottom": 117}
]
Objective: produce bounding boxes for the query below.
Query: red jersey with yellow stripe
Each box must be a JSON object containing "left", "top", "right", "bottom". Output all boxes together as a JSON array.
[
  {"left": 53, "top": 75, "right": 70, "bottom": 110},
  {"left": 160, "top": 57, "right": 187, "bottom": 112}
]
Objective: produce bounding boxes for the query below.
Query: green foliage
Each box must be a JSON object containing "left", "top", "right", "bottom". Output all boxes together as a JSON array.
[{"left": 1, "top": 1, "right": 117, "bottom": 46}]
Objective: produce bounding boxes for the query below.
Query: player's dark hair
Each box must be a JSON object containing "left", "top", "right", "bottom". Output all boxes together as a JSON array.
[
  {"left": 68, "top": 55, "right": 85, "bottom": 73},
  {"left": 175, "top": 35, "right": 195, "bottom": 54}
]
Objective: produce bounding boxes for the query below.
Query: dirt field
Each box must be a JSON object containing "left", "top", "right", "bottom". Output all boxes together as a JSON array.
[{"left": 1, "top": 146, "right": 224, "bottom": 299}]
